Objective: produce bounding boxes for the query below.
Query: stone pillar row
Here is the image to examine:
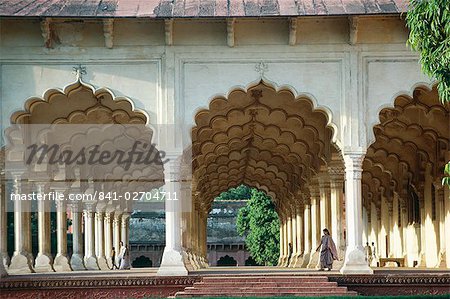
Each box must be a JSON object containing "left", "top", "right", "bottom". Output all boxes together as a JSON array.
[
  {"left": 365, "top": 162, "right": 449, "bottom": 269},
  {"left": 2, "top": 179, "right": 130, "bottom": 274}
]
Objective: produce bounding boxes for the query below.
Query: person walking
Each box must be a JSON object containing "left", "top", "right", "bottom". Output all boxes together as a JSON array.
[
  {"left": 119, "top": 244, "right": 131, "bottom": 270},
  {"left": 364, "top": 242, "right": 373, "bottom": 265},
  {"left": 315, "top": 228, "right": 338, "bottom": 271},
  {"left": 110, "top": 247, "right": 118, "bottom": 270}
]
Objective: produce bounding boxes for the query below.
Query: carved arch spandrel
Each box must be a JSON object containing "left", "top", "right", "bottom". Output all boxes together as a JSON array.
[{"left": 10, "top": 80, "right": 148, "bottom": 125}]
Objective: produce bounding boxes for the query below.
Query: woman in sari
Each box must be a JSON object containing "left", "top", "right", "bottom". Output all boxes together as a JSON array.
[{"left": 315, "top": 228, "right": 338, "bottom": 271}]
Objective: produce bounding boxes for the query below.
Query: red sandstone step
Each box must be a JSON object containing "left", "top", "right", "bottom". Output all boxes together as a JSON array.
[
  {"left": 194, "top": 281, "right": 337, "bottom": 287},
  {"left": 176, "top": 292, "right": 357, "bottom": 297},
  {"left": 174, "top": 276, "right": 357, "bottom": 298}
]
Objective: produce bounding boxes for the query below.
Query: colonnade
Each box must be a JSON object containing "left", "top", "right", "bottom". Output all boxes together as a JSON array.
[
  {"left": 363, "top": 165, "right": 450, "bottom": 268},
  {"left": 277, "top": 166, "right": 346, "bottom": 269},
  {"left": 0, "top": 176, "right": 130, "bottom": 274}
]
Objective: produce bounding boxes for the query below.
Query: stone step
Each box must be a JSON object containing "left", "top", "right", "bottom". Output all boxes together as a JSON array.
[
  {"left": 195, "top": 281, "right": 337, "bottom": 287},
  {"left": 176, "top": 291, "right": 357, "bottom": 297},
  {"left": 192, "top": 282, "right": 339, "bottom": 288},
  {"left": 173, "top": 275, "right": 358, "bottom": 298},
  {"left": 184, "top": 287, "right": 349, "bottom": 293},
  {"left": 201, "top": 276, "right": 330, "bottom": 282}
]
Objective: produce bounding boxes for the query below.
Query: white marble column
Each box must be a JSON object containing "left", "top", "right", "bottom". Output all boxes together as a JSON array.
[
  {"left": 104, "top": 212, "right": 113, "bottom": 269},
  {"left": 288, "top": 208, "right": 296, "bottom": 267},
  {"left": 301, "top": 203, "right": 311, "bottom": 267},
  {"left": 9, "top": 176, "right": 34, "bottom": 274},
  {"left": 330, "top": 174, "right": 344, "bottom": 251},
  {"left": 34, "top": 183, "right": 54, "bottom": 272},
  {"left": 113, "top": 212, "right": 121, "bottom": 267},
  {"left": 293, "top": 206, "right": 304, "bottom": 267},
  {"left": 53, "top": 200, "right": 71, "bottom": 272},
  {"left": 95, "top": 210, "right": 109, "bottom": 270},
  {"left": 120, "top": 213, "right": 130, "bottom": 246},
  {"left": 83, "top": 204, "right": 99, "bottom": 270},
  {"left": 157, "top": 159, "right": 188, "bottom": 275},
  {"left": 307, "top": 187, "right": 320, "bottom": 269},
  {"left": 340, "top": 153, "right": 373, "bottom": 274},
  {"left": 435, "top": 184, "right": 446, "bottom": 267},
  {"left": 70, "top": 203, "right": 85, "bottom": 270},
  {"left": 319, "top": 178, "right": 331, "bottom": 232}
]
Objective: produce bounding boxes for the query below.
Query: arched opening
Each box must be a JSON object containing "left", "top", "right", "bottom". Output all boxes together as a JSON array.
[
  {"left": 363, "top": 84, "right": 449, "bottom": 268},
  {"left": 183, "top": 80, "right": 345, "bottom": 270},
  {"left": 217, "top": 255, "right": 238, "bottom": 267},
  {"left": 132, "top": 256, "right": 153, "bottom": 268},
  {"left": 1, "top": 79, "right": 164, "bottom": 274}
]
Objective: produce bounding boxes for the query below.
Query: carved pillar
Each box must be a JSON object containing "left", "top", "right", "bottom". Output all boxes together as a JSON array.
[
  {"left": 70, "top": 202, "right": 85, "bottom": 270},
  {"left": 307, "top": 186, "right": 320, "bottom": 269},
  {"left": 444, "top": 182, "right": 450, "bottom": 268},
  {"left": 95, "top": 209, "right": 109, "bottom": 270},
  {"left": 369, "top": 202, "right": 379, "bottom": 267},
  {"left": 83, "top": 203, "right": 99, "bottom": 270},
  {"left": 435, "top": 184, "right": 446, "bottom": 268},
  {"left": 319, "top": 177, "right": 331, "bottom": 232},
  {"left": 34, "top": 182, "right": 54, "bottom": 272},
  {"left": 53, "top": 199, "right": 71, "bottom": 272},
  {"left": 104, "top": 212, "right": 113, "bottom": 269},
  {"left": 288, "top": 207, "right": 296, "bottom": 267},
  {"left": 113, "top": 212, "right": 121, "bottom": 267},
  {"left": 9, "top": 176, "right": 34, "bottom": 274},
  {"left": 340, "top": 153, "right": 373, "bottom": 274},
  {"left": 293, "top": 205, "right": 304, "bottom": 267},
  {"left": 157, "top": 159, "right": 188, "bottom": 275},
  {"left": 301, "top": 203, "right": 311, "bottom": 267}
]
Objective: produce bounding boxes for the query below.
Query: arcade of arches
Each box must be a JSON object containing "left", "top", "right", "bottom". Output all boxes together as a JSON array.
[{"left": 0, "top": 81, "right": 449, "bottom": 277}]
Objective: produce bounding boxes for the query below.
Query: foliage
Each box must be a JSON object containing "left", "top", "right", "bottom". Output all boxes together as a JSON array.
[
  {"left": 406, "top": 0, "right": 450, "bottom": 103},
  {"left": 215, "top": 184, "right": 252, "bottom": 200},
  {"left": 443, "top": 161, "right": 450, "bottom": 187},
  {"left": 236, "top": 188, "right": 280, "bottom": 266}
]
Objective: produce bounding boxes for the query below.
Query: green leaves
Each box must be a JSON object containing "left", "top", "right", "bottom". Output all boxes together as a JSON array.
[
  {"left": 236, "top": 188, "right": 280, "bottom": 266},
  {"left": 406, "top": 0, "right": 450, "bottom": 103},
  {"left": 443, "top": 161, "right": 450, "bottom": 187}
]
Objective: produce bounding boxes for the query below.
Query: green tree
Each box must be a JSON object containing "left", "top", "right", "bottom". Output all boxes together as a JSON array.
[
  {"left": 215, "top": 184, "right": 252, "bottom": 200},
  {"left": 406, "top": 0, "right": 450, "bottom": 103},
  {"left": 236, "top": 188, "right": 280, "bottom": 266}
]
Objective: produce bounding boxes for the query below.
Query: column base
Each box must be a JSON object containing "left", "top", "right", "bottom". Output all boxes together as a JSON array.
[
  {"left": 307, "top": 251, "right": 320, "bottom": 269},
  {"left": 157, "top": 248, "right": 188, "bottom": 276},
  {"left": 436, "top": 251, "right": 446, "bottom": 268},
  {"left": 292, "top": 254, "right": 303, "bottom": 267},
  {"left": 415, "top": 252, "right": 427, "bottom": 268},
  {"left": 34, "top": 253, "right": 54, "bottom": 273},
  {"left": 84, "top": 256, "right": 99, "bottom": 270},
  {"left": 2, "top": 253, "right": 10, "bottom": 269},
  {"left": 340, "top": 246, "right": 373, "bottom": 274},
  {"left": 279, "top": 254, "right": 288, "bottom": 267},
  {"left": 182, "top": 251, "right": 195, "bottom": 271},
  {"left": 54, "top": 254, "right": 72, "bottom": 272},
  {"left": 0, "top": 253, "right": 8, "bottom": 277},
  {"left": 70, "top": 254, "right": 86, "bottom": 271},
  {"left": 300, "top": 252, "right": 310, "bottom": 267},
  {"left": 9, "top": 252, "right": 34, "bottom": 274},
  {"left": 97, "top": 256, "right": 109, "bottom": 270}
]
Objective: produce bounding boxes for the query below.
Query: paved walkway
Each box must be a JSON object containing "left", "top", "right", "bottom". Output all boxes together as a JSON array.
[{"left": 5, "top": 266, "right": 449, "bottom": 279}]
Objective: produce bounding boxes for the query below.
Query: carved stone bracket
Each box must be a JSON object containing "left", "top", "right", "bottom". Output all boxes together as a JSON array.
[
  {"left": 348, "top": 16, "right": 359, "bottom": 45},
  {"left": 227, "top": 18, "right": 235, "bottom": 47},
  {"left": 289, "top": 18, "right": 297, "bottom": 46},
  {"left": 40, "top": 18, "right": 58, "bottom": 48},
  {"left": 165, "top": 19, "right": 173, "bottom": 46},
  {"left": 103, "top": 19, "right": 114, "bottom": 49}
]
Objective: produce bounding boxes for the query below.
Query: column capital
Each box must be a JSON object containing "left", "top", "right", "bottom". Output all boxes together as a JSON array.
[{"left": 343, "top": 153, "right": 365, "bottom": 179}]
